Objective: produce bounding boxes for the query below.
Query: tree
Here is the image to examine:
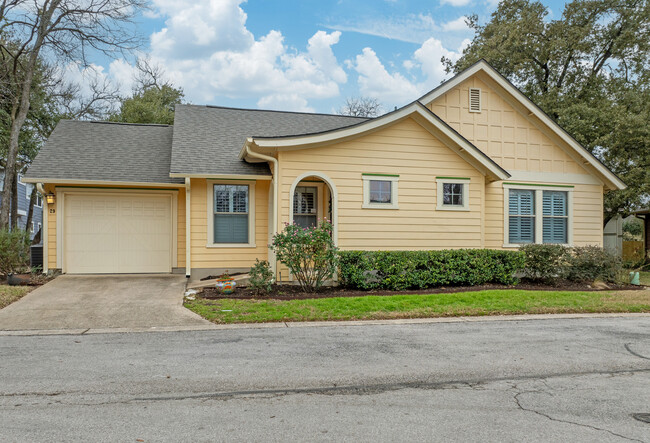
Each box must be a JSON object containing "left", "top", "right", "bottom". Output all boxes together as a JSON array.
[
  {"left": 0, "top": 0, "right": 146, "bottom": 228},
  {"left": 338, "top": 96, "right": 382, "bottom": 117},
  {"left": 443, "top": 0, "right": 650, "bottom": 224}
]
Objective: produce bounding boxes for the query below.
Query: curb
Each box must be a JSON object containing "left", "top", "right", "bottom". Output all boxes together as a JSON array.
[{"left": 1, "top": 312, "right": 649, "bottom": 336}]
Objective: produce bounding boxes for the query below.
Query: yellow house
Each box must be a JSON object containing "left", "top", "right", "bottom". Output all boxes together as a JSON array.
[{"left": 24, "top": 60, "right": 625, "bottom": 281}]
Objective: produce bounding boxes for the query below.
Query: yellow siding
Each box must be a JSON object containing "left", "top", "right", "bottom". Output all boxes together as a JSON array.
[
  {"left": 428, "top": 74, "right": 588, "bottom": 175},
  {"left": 278, "top": 117, "right": 486, "bottom": 251},
  {"left": 573, "top": 184, "right": 603, "bottom": 246},
  {"left": 189, "top": 178, "right": 269, "bottom": 269},
  {"left": 44, "top": 184, "right": 185, "bottom": 270}
]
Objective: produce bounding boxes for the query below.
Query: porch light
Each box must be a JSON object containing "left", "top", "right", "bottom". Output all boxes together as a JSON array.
[{"left": 45, "top": 193, "right": 56, "bottom": 205}]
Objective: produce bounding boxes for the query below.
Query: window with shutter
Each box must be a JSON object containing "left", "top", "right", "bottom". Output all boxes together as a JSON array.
[
  {"left": 213, "top": 184, "right": 249, "bottom": 243},
  {"left": 293, "top": 186, "right": 318, "bottom": 228},
  {"left": 509, "top": 189, "right": 535, "bottom": 244},
  {"left": 542, "top": 191, "right": 568, "bottom": 244},
  {"left": 469, "top": 88, "right": 481, "bottom": 112}
]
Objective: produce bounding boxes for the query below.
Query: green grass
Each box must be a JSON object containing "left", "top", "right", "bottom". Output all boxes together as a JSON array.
[
  {"left": 0, "top": 285, "right": 32, "bottom": 309},
  {"left": 184, "top": 289, "right": 650, "bottom": 324}
]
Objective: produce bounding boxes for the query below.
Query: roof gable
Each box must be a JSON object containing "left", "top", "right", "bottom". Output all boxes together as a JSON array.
[{"left": 419, "top": 60, "right": 625, "bottom": 190}]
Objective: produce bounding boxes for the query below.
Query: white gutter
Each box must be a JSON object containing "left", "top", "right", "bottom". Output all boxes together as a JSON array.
[
  {"left": 36, "top": 183, "right": 48, "bottom": 274},
  {"left": 185, "top": 177, "right": 191, "bottom": 278},
  {"left": 244, "top": 141, "right": 279, "bottom": 273}
]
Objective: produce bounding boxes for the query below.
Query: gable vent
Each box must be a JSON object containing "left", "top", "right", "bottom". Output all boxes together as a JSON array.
[{"left": 469, "top": 88, "right": 481, "bottom": 112}]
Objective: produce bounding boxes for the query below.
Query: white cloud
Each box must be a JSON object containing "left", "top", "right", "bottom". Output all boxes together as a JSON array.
[
  {"left": 442, "top": 16, "right": 469, "bottom": 32},
  {"left": 440, "top": 0, "right": 473, "bottom": 6},
  {"left": 142, "top": 0, "right": 347, "bottom": 108},
  {"left": 413, "top": 37, "right": 468, "bottom": 86}
]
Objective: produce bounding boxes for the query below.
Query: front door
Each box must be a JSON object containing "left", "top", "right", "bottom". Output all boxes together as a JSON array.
[{"left": 293, "top": 186, "right": 317, "bottom": 228}]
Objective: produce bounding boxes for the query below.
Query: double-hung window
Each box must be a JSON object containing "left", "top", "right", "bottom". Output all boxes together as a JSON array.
[
  {"left": 362, "top": 174, "right": 399, "bottom": 209},
  {"left": 505, "top": 185, "right": 571, "bottom": 246},
  {"left": 211, "top": 184, "right": 252, "bottom": 245}
]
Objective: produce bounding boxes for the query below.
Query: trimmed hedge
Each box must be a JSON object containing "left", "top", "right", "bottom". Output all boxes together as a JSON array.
[{"left": 338, "top": 249, "right": 525, "bottom": 290}]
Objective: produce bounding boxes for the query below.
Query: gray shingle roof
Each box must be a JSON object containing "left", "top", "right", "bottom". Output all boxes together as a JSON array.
[
  {"left": 25, "top": 120, "right": 183, "bottom": 184},
  {"left": 170, "top": 104, "right": 368, "bottom": 176}
]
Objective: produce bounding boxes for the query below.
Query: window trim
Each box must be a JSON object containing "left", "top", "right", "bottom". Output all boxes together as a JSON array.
[
  {"left": 34, "top": 191, "right": 43, "bottom": 208},
  {"left": 362, "top": 174, "right": 399, "bottom": 209},
  {"left": 206, "top": 180, "right": 256, "bottom": 248},
  {"left": 436, "top": 177, "right": 470, "bottom": 211},
  {"left": 503, "top": 183, "right": 573, "bottom": 248}
]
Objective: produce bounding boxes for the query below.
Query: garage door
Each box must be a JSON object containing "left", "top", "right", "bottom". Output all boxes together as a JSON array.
[{"left": 64, "top": 193, "right": 173, "bottom": 274}]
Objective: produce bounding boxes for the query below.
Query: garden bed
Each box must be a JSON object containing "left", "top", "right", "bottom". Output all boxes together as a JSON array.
[{"left": 198, "top": 279, "right": 644, "bottom": 301}]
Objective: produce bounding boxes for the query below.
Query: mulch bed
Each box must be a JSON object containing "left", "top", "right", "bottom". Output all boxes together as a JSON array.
[{"left": 197, "top": 280, "right": 646, "bottom": 301}]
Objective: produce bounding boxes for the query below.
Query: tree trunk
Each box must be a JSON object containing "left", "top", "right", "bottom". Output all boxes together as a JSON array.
[
  {"left": 10, "top": 173, "right": 18, "bottom": 229},
  {"left": 26, "top": 185, "right": 36, "bottom": 235}
]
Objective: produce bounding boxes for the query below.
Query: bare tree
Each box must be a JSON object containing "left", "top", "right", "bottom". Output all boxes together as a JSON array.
[
  {"left": 0, "top": 0, "right": 147, "bottom": 228},
  {"left": 337, "top": 97, "right": 383, "bottom": 118}
]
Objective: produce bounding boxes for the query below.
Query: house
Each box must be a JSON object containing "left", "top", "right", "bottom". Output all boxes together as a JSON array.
[
  {"left": 23, "top": 60, "right": 625, "bottom": 280},
  {"left": 0, "top": 169, "right": 44, "bottom": 240}
]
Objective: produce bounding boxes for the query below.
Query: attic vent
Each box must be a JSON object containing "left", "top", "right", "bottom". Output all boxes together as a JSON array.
[{"left": 469, "top": 88, "right": 481, "bottom": 112}]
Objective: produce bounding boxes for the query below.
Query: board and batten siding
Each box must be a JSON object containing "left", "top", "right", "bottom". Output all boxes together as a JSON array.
[
  {"left": 278, "top": 117, "right": 486, "bottom": 251},
  {"left": 43, "top": 183, "right": 186, "bottom": 270},
  {"left": 189, "top": 178, "right": 269, "bottom": 271}
]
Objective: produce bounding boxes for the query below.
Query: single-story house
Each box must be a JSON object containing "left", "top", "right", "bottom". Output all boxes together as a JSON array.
[{"left": 24, "top": 60, "right": 625, "bottom": 280}]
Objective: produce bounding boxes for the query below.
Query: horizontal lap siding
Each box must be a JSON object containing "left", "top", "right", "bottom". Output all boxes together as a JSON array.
[
  {"left": 190, "top": 178, "right": 269, "bottom": 269},
  {"left": 484, "top": 182, "right": 504, "bottom": 248},
  {"left": 573, "top": 184, "right": 603, "bottom": 246},
  {"left": 278, "top": 117, "right": 485, "bottom": 251}
]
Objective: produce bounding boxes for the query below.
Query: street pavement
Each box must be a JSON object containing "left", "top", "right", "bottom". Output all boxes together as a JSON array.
[{"left": 1, "top": 317, "right": 649, "bottom": 442}]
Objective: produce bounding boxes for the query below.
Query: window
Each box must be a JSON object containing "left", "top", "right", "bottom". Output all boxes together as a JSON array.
[
  {"left": 469, "top": 88, "right": 481, "bottom": 112},
  {"left": 213, "top": 184, "right": 249, "bottom": 244},
  {"left": 293, "top": 186, "right": 317, "bottom": 228},
  {"left": 35, "top": 192, "right": 43, "bottom": 208},
  {"left": 542, "top": 191, "right": 568, "bottom": 244},
  {"left": 37, "top": 222, "right": 41, "bottom": 233},
  {"left": 436, "top": 177, "right": 470, "bottom": 211},
  {"left": 30, "top": 222, "right": 35, "bottom": 234},
  {"left": 362, "top": 174, "right": 399, "bottom": 209},
  {"left": 509, "top": 190, "right": 535, "bottom": 244},
  {"left": 504, "top": 185, "right": 572, "bottom": 247}
]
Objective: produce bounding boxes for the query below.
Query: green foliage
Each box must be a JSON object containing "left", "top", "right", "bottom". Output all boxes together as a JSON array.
[
  {"left": 445, "top": 0, "right": 650, "bottom": 221},
  {"left": 564, "top": 246, "right": 622, "bottom": 283},
  {"left": 109, "top": 85, "right": 184, "bottom": 125},
  {"left": 248, "top": 259, "right": 274, "bottom": 295},
  {"left": 521, "top": 244, "right": 623, "bottom": 283},
  {"left": 0, "top": 228, "right": 31, "bottom": 276},
  {"left": 270, "top": 221, "right": 339, "bottom": 292},
  {"left": 338, "top": 249, "right": 525, "bottom": 291},
  {"left": 623, "top": 218, "right": 643, "bottom": 240},
  {"left": 520, "top": 244, "right": 569, "bottom": 283}
]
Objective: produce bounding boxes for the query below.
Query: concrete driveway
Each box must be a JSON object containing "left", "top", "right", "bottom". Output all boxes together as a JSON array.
[{"left": 0, "top": 275, "right": 212, "bottom": 331}]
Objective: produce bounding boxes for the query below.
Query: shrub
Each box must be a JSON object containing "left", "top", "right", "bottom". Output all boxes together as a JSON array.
[
  {"left": 0, "top": 228, "right": 31, "bottom": 277},
  {"left": 338, "top": 249, "right": 525, "bottom": 291},
  {"left": 564, "top": 246, "right": 622, "bottom": 283},
  {"left": 270, "top": 220, "right": 338, "bottom": 292},
  {"left": 248, "top": 259, "right": 274, "bottom": 295},
  {"left": 520, "top": 244, "right": 570, "bottom": 283}
]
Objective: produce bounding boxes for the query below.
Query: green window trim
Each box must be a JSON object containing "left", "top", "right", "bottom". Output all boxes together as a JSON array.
[
  {"left": 361, "top": 173, "right": 400, "bottom": 177},
  {"left": 503, "top": 182, "right": 574, "bottom": 188},
  {"left": 436, "top": 176, "right": 471, "bottom": 180}
]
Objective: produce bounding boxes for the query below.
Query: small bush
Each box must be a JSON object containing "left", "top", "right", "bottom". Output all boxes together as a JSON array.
[
  {"left": 564, "top": 246, "right": 622, "bottom": 283},
  {"left": 338, "top": 249, "right": 525, "bottom": 291},
  {"left": 270, "top": 220, "right": 338, "bottom": 292},
  {"left": 520, "top": 244, "right": 570, "bottom": 283},
  {"left": 0, "top": 228, "right": 31, "bottom": 277},
  {"left": 248, "top": 259, "right": 274, "bottom": 295}
]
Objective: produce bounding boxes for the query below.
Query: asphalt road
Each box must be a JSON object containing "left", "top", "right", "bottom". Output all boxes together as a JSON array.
[{"left": 1, "top": 317, "right": 649, "bottom": 442}]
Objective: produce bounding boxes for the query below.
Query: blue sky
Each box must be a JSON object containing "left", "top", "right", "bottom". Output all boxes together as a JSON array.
[{"left": 72, "top": 0, "right": 570, "bottom": 114}]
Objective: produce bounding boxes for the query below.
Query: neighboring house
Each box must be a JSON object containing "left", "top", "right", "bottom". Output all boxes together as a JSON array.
[
  {"left": 24, "top": 60, "right": 625, "bottom": 279},
  {"left": 0, "top": 169, "right": 44, "bottom": 240}
]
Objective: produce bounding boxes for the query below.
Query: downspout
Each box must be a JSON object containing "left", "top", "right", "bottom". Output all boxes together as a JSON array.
[
  {"left": 244, "top": 141, "right": 279, "bottom": 274},
  {"left": 36, "top": 183, "right": 47, "bottom": 274},
  {"left": 185, "top": 177, "right": 191, "bottom": 278}
]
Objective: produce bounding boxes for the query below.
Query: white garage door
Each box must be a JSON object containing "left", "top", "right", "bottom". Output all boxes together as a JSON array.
[{"left": 64, "top": 193, "right": 173, "bottom": 274}]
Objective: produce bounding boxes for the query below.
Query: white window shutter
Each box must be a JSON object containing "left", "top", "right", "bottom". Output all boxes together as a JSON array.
[{"left": 469, "top": 88, "right": 481, "bottom": 112}]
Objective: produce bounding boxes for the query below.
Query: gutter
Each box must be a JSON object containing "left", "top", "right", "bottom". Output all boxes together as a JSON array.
[{"left": 244, "top": 140, "right": 279, "bottom": 274}]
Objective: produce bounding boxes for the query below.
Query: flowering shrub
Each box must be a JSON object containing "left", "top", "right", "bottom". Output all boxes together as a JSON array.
[{"left": 270, "top": 220, "right": 338, "bottom": 292}]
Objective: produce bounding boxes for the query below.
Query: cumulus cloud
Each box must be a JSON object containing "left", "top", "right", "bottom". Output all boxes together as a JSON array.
[{"left": 442, "top": 16, "right": 470, "bottom": 32}]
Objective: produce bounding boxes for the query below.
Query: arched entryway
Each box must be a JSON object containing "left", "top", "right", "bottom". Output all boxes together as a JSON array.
[{"left": 288, "top": 171, "right": 338, "bottom": 246}]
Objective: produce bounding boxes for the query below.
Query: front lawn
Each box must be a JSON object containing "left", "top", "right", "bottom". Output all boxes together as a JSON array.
[
  {"left": 185, "top": 289, "right": 650, "bottom": 324},
  {"left": 0, "top": 285, "right": 32, "bottom": 309},
  {"left": 639, "top": 271, "right": 650, "bottom": 286}
]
